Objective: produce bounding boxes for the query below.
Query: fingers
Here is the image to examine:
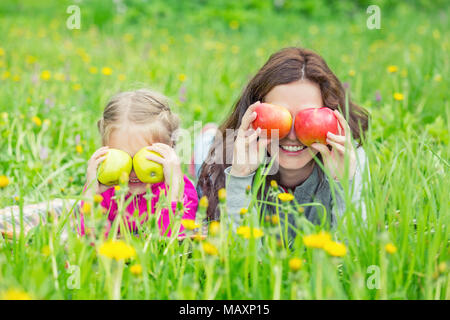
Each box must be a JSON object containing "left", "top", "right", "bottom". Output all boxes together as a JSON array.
[
  {"left": 327, "top": 132, "right": 346, "bottom": 145},
  {"left": 147, "top": 143, "right": 174, "bottom": 159},
  {"left": 326, "top": 139, "right": 345, "bottom": 154},
  {"left": 310, "top": 143, "right": 330, "bottom": 159},
  {"left": 91, "top": 146, "right": 109, "bottom": 160},
  {"left": 145, "top": 153, "right": 165, "bottom": 165},
  {"left": 95, "top": 156, "right": 107, "bottom": 166},
  {"left": 239, "top": 101, "right": 261, "bottom": 133},
  {"left": 333, "top": 110, "right": 350, "bottom": 138}
]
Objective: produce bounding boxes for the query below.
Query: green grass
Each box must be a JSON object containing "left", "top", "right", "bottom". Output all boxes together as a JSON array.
[{"left": 0, "top": 1, "right": 449, "bottom": 299}]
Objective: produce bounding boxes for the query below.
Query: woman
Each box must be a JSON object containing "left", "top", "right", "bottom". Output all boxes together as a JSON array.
[{"left": 196, "top": 47, "right": 370, "bottom": 238}]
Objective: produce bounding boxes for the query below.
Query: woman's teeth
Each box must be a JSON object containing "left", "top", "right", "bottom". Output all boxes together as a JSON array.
[
  {"left": 129, "top": 179, "right": 141, "bottom": 183},
  {"left": 280, "top": 145, "right": 306, "bottom": 152}
]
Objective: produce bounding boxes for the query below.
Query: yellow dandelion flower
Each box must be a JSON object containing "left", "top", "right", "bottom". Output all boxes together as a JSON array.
[
  {"left": 72, "top": 83, "right": 81, "bottom": 91},
  {"left": 31, "top": 116, "right": 42, "bottom": 127},
  {"left": 129, "top": 264, "right": 142, "bottom": 275},
  {"left": 1, "top": 288, "right": 32, "bottom": 300},
  {"left": 1, "top": 70, "right": 10, "bottom": 79},
  {"left": 123, "top": 33, "right": 134, "bottom": 42},
  {"left": 41, "top": 70, "right": 51, "bottom": 81},
  {"left": 302, "top": 231, "right": 332, "bottom": 249},
  {"left": 75, "top": 144, "right": 83, "bottom": 154},
  {"left": 438, "top": 262, "right": 447, "bottom": 274},
  {"left": 160, "top": 44, "right": 169, "bottom": 52},
  {"left": 93, "top": 194, "right": 103, "bottom": 204},
  {"left": 177, "top": 73, "right": 187, "bottom": 82},
  {"left": 245, "top": 185, "right": 251, "bottom": 194},
  {"left": 278, "top": 193, "right": 294, "bottom": 202},
  {"left": 288, "top": 257, "right": 302, "bottom": 272},
  {"left": 102, "top": 67, "right": 113, "bottom": 76},
  {"left": 0, "top": 48, "right": 4, "bottom": 56},
  {"left": 323, "top": 241, "right": 347, "bottom": 257},
  {"left": 385, "top": 243, "right": 397, "bottom": 254},
  {"left": 99, "top": 240, "right": 136, "bottom": 261},
  {"left": 432, "top": 29, "right": 440, "bottom": 39},
  {"left": 25, "top": 55, "right": 37, "bottom": 64},
  {"left": 348, "top": 70, "right": 356, "bottom": 77},
  {"left": 434, "top": 74, "right": 442, "bottom": 82},
  {"left": 209, "top": 221, "right": 220, "bottom": 236},
  {"left": 82, "top": 202, "right": 92, "bottom": 214},
  {"left": 114, "top": 185, "right": 121, "bottom": 191},
  {"left": 271, "top": 215, "right": 280, "bottom": 225},
  {"left": 184, "top": 34, "right": 194, "bottom": 43},
  {"left": 202, "top": 242, "right": 219, "bottom": 256},
  {"left": 0, "top": 175, "right": 9, "bottom": 188},
  {"left": 199, "top": 196, "right": 209, "bottom": 209},
  {"left": 218, "top": 188, "right": 226, "bottom": 203},
  {"left": 12, "top": 75, "right": 20, "bottom": 82},
  {"left": 393, "top": 93, "right": 404, "bottom": 101},
  {"left": 270, "top": 180, "right": 278, "bottom": 190},
  {"left": 229, "top": 20, "right": 239, "bottom": 30},
  {"left": 89, "top": 66, "right": 98, "bottom": 74},
  {"left": 387, "top": 65, "right": 398, "bottom": 73},
  {"left": 236, "top": 226, "right": 264, "bottom": 239},
  {"left": 118, "top": 74, "right": 126, "bottom": 81},
  {"left": 41, "top": 245, "right": 51, "bottom": 257},
  {"left": 181, "top": 219, "right": 200, "bottom": 230},
  {"left": 239, "top": 208, "right": 248, "bottom": 215}
]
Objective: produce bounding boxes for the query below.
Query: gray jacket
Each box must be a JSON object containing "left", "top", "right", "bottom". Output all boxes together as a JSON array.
[{"left": 224, "top": 147, "right": 368, "bottom": 234}]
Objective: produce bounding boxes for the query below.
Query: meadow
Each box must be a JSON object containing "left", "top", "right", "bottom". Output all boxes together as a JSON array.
[{"left": 0, "top": 0, "right": 448, "bottom": 299}]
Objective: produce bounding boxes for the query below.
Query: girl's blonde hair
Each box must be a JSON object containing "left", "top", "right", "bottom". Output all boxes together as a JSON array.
[{"left": 97, "top": 89, "right": 180, "bottom": 146}]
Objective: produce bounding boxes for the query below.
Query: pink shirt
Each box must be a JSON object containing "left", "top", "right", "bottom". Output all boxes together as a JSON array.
[{"left": 79, "top": 175, "right": 198, "bottom": 237}]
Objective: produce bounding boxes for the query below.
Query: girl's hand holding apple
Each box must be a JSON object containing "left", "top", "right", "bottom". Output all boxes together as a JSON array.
[
  {"left": 85, "top": 146, "right": 113, "bottom": 197},
  {"left": 145, "top": 143, "right": 183, "bottom": 202}
]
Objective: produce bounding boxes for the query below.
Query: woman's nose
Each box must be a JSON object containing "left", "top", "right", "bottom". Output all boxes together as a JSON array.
[{"left": 286, "top": 117, "right": 298, "bottom": 140}]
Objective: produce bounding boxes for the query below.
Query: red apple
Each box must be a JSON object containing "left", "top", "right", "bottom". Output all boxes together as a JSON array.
[
  {"left": 252, "top": 103, "right": 293, "bottom": 139},
  {"left": 294, "top": 107, "right": 339, "bottom": 146}
]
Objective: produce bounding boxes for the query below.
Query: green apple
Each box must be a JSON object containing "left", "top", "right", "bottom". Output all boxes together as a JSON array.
[
  {"left": 133, "top": 147, "right": 164, "bottom": 184},
  {"left": 97, "top": 149, "right": 132, "bottom": 186}
]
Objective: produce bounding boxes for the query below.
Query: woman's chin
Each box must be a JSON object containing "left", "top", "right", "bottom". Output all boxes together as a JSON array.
[{"left": 277, "top": 148, "right": 316, "bottom": 170}]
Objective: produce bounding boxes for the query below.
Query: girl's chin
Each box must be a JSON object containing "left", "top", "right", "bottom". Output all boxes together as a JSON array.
[{"left": 127, "top": 182, "right": 147, "bottom": 193}]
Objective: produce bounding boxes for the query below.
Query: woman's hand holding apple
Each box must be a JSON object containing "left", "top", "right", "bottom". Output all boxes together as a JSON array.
[
  {"left": 308, "top": 110, "right": 357, "bottom": 182},
  {"left": 230, "top": 101, "right": 270, "bottom": 177},
  {"left": 145, "top": 143, "right": 184, "bottom": 202}
]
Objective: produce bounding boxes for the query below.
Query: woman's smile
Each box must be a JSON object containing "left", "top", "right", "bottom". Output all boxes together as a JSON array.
[{"left": 279, "top": 143, "right": 307, "bottom": 155}]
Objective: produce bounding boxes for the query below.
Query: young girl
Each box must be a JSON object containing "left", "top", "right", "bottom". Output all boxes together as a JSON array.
[
  {"left": 196, "top": 47, "right": 370, "bottom": 237},
  {"left": 80, "top": 88, "right": 198, "bottom": 237}
]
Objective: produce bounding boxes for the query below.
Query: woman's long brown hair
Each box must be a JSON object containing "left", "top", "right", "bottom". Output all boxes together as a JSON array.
[{"left": 197, "top": 47, "right": 370, "bottom": 221}]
